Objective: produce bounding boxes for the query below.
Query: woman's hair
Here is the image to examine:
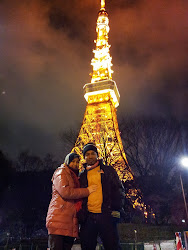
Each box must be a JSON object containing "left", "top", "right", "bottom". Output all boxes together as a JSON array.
[{"left": 64, "top": 152, "right": 80, "bottom": 165}]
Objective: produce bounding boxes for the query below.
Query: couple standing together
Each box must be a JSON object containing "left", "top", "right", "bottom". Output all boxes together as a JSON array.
[{"left": 46, "top": 143, "right": 125, "bottom": 250}]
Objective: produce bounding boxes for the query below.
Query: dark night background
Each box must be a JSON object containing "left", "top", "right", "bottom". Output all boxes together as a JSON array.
[{"left": 0, "top": 0, "right": 188, "bottom": 244}]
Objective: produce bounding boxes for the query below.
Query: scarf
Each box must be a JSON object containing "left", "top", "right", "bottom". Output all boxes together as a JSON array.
[{"left": 86, "top": 160, "right": 99, "bottom": 171}]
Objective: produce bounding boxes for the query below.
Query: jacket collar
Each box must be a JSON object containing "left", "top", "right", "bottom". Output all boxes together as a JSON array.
[{"left": 54, "top": 164, "right": 71, "bottom": 176}]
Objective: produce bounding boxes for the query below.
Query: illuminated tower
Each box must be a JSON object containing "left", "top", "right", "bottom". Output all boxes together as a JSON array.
[
  {"left": 72, "top": 0, "right": 144, "bottom": 209},
  {"left": 72, "top": 0, "right": 132, "bottom": 181}
]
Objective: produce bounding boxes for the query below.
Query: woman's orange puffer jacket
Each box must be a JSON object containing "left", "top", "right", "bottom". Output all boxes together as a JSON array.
[{"left": 46, "top": 164, "right": 89, "bottom": 238}]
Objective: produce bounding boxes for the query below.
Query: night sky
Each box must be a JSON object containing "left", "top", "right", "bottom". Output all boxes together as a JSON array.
[{"left": 0, "top": 0, "right": 188, "bottom": 158}]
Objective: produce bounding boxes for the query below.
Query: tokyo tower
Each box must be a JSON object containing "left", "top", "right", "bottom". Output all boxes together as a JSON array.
[{"left": 72, "top": 0, "right": 145, "bottom": 210}]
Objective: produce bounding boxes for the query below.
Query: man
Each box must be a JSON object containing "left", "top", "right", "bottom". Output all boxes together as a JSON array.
[{"left": 78, "top": 143, "right": 125, "bottom": 250}]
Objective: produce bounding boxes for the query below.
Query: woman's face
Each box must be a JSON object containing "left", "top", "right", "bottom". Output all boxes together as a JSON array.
[{"left": 69, "top": 157, "right": 80, "bottom": 170}]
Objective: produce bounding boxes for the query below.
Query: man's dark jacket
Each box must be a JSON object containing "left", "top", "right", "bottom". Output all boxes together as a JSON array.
[{"left": 78, "top": 159, "right": 125, "bottom": 223}]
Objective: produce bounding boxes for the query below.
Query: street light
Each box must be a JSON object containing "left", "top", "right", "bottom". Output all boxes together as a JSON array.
[
  {"left": 180, "top": 157, "right": 188, "bottom": 169},
  {"left": 134, "top": 230, "right": 137, "bottom": 250},
  {"left": 180, "top": 157, "right": 188, "bottom": 224}
]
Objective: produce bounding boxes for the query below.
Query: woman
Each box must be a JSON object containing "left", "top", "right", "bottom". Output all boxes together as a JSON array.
[{"left": 46, "top": 152, "right": 97, "bottom": 250}]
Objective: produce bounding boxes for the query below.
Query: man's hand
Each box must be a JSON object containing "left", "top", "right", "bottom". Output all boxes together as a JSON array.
[{"left": 111, "top": 211, "right": 120, "bottom": 219}]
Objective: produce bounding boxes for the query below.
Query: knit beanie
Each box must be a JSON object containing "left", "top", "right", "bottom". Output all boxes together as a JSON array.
[
  {"left": 83, "top": 143, "right": 98, "bottom": 158},
  {"left": 64, "top": 152, "right": 80, "bottom": 165}
]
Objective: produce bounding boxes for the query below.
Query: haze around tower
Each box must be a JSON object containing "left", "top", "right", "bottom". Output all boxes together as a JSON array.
[{"left": 0, "top": 0, "right": 188, "bottom": 158}]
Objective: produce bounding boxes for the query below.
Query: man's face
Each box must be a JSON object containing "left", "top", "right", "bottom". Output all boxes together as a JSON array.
[{"left": 85, "top": 150, "right": 98, "bottom": 165}]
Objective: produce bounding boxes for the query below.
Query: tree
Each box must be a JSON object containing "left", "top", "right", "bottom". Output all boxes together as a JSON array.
[
  {"left": 0, "top": 150, "right": 13, "bottom": 195},
  {"left": 43, "top": 153, "right": 59, "bottom": 170},
  {"left": 15, "top": 151, "right": 43, "bottom": 172},
  {"left": 119, "top": 117, "right": 182, "bottom": 178},
  {"left": 15, "top": 151, "right": 59, "bottom": 172},
  {"left": 59, "top": 126, "right": 80, "bottom": 153},
  {"left": 119, "top": 116, "right": 188, "bottom": 224}
]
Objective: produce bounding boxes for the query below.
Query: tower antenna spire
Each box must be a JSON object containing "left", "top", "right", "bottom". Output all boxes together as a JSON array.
[
  {"left": 101, "top": 0, "right": 105, "bottom": 9},
  {"left": 91, "top": 0, "right": 113, "bottom": 83}
]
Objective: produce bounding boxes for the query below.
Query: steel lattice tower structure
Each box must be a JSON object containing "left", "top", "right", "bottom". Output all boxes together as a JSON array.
[{"left": 72, "top": 0, "right": 145, "bottom": 210}]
